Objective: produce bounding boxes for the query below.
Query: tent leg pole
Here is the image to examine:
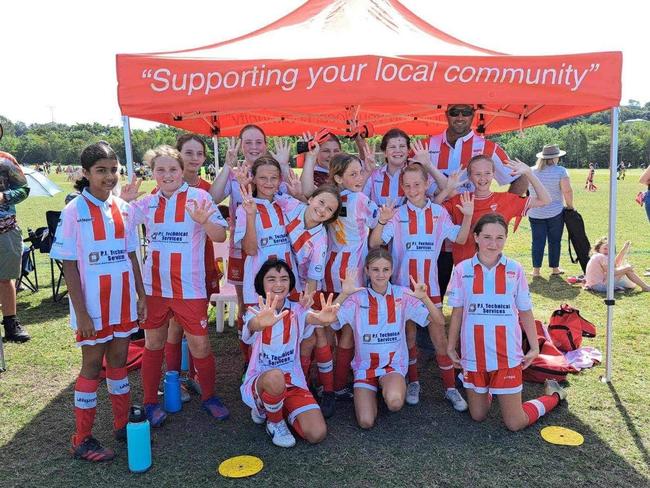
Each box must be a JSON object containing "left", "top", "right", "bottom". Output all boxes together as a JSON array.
[
  {"left": 212, "top": 135, "right": 219, "bottom": 171},
  {"left": 602, "top": 106, "right": 619, "bottom": 384},
  {"left": 122, "top": 116, "right": 135, "bottom": 180}
]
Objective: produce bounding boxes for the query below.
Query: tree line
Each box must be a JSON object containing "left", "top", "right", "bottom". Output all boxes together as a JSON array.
[{"left": 1, "top": 101, "right": 649, "bottom": 168}]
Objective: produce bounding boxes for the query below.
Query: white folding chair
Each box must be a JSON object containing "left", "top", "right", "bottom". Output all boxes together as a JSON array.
[{"left": 209, "top": 240, "right": 238, "bottom": 333}]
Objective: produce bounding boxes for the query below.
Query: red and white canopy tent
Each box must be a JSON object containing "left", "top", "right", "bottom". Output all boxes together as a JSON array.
[{"left": 116, "top": 0, "right": 622, "bottom": 380}]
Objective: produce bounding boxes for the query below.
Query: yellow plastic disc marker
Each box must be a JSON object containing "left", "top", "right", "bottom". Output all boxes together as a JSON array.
[
  {"left": 541, "top": 426, "right": 584, "bottom": 446},
  {"left": 218, "top": 455, "right": 264, "bottom": 478}
]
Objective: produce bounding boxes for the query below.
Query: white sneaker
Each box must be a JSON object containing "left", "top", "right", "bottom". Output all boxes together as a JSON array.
[
  {"left": 445, "top": 388, "right": 468, "bottom": 412},
  {"left": 266, "top": 420, "right": 296, "bottom": 448},
  {"left": 251, "top": 408, "right": 266, "bottom": 425},
  {"left": 405, "top": 381, "right": 421, "bottom": 405}
]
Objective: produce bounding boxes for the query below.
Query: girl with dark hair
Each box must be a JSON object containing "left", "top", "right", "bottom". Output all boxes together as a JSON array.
[
  {"left": 241, "top": 259, "right": 340, "bottom": 447},
  {"left": 129, "top": 145, "right": 230, "bottom": 427},
  {"left": 369, "top": 162, "right": 474, "bottom": 410},
  {"left": 446, "top": 213, "right": 568, "bottom": 431},
  {"left": 51, "top": 142, "right": 146, "bottom": 461},
  {"left": 333, "top": 248, "right": 440, "bottom": 429}
]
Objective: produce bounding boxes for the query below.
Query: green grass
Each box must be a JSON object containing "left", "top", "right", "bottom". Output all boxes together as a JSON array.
[{"left": 1, "top": 169, "right": 649, "bottom": 487}]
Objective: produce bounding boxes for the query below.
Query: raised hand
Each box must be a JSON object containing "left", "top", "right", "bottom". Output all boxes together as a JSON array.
[
  {"left": 340, "top": 269, "right": 364, "bottom": 296},
  {"left": 505, "top": 158, "right": 532, "bottom": 177},
  {"left": 232, "top": 160, "right": 252, "bottom": 188},
  {"left": 359, "top": 139, "right": 377, "bottom": 176},
  {"left": 120, "top": 176, "right": 144, "bottom": 202},
  {"left": 270, "top": 138, "right": 291, "bottom": 167},
  {"left": 455, "top": 191, "right": 475, "bottom": 217},
  {"left": 249, "top": 293, "right": 290, "bottom": 330},
  {"left": 285, "top": 168, "right": 303, "bottom": 198},
  {"left": 378, "top": 199, "right": 397, "bottom": 224},
  {"left": 311, "top": 293, "right": 341, "bottom": 324},
  {"left": 240, "top": 184, "right": 258, "bottom": 216},
  {"left": 186, "top": 199, "right": 217, "bottom": 225},
  {"left": 298, "top": 290, "right": 314, "bottom": 310},
  {"left": 410, "top": 139, "right": 430, "bottom": 166},
  {"left": 301, "top": 132, "right": 320, "bottom": 159},
  {"left": 406, "top": 275, "right": 429, "bottom": 300},
  {"left": 225, "top": 138, "right": 241, "bottom": 168}
]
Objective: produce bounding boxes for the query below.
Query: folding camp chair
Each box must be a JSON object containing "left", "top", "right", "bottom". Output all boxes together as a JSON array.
[
  {"left": 16, "top": 243, "right": 38, "bottom": 293},
  {"left": 44, "top": 210, "right": 67, "bottom": 302}
]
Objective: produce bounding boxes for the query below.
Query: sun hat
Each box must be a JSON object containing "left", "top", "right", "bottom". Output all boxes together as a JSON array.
[{"left": 536, "top": 144, "right": 566, "bottom": 159}]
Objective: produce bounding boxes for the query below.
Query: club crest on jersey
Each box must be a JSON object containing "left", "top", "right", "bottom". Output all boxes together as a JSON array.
[
  {"left": 88, "top": 252, "right": 100, "bottom": 263},
  {"left": 490, "top": 204, "right": 498, "bottom": 212},
  {"left": 507, "top": 271, "right": 517, "bottom": 279},
  {"left": 200, "top": 319, "right": 208, "bottom": 329},
  {"left": 260, "top": 237, "right": 268, "bottom": 247},
  {"left": 406, "top": 242, "right": 413, "bottom": 250},
  {"left": 363, "top": 334, "right": 372, "bottom": 343},
  {"left": 468, "top": 303, "right": 477, "bottom": 313}
]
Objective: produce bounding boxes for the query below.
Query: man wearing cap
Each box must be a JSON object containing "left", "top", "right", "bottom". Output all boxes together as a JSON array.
[
  {"left": 528, "top": 144, "right": 574, "bottom": 277},
  {"left": 0, "top": 124, "right": 31, "bottom": 342}
]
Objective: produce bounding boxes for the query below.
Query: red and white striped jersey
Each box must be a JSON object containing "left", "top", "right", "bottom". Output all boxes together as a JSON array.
[
  {"left": 323, "top": 190, "right": 379, "bottom": 292},
  {"left": 381, "top": 201, "right": 459, "bottom": 304},
  {"left": 335, "top": 284, "right": 430, "bottom": 380},
  {"left": 427, "top": 130, "right": 514, "bottom": 192},
  {"left": 234, "top": 195, "right": 298, "bottom": 304},
  {"left": 363, "top": 165, "right": 438, "bottom": 207},
  {"left": 51, "top": 189, "right": 138, "bottom": 331},
  {"left": 241, "top": 300, "right": 315, "bottom": 392},
  {"left": 443, "top": 192, "right": 531, "bottom": 265},
  {"left": 447, "top": 254, "right": 532, "bottom": 372},
  {"left": 281, "top": 201, "right": 328, "bottom": 285},
  {"left": 131, "top": 183, "right": 227, "bottom": 299},
  {"left": 223, "top": 172, "right": 245, "bottom": 261}
]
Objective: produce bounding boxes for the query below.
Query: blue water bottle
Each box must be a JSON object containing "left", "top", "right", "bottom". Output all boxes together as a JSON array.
[
  {"left": 180, "top": 337, "right": 189, "bottom": 372},
  {"left": 163, "top": 370, "right": 182, "bottom": 413},
  {"left": 127, "top": 405, "right": 152, "bottom": 473}
]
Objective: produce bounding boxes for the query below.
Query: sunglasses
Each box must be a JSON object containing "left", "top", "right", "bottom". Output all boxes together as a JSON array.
[{"left": 447, "top": 108, "right": 474, "bottom": 117}]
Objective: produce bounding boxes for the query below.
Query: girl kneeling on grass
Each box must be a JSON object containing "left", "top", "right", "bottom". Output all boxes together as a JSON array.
[
  {"left": 241, "top": 259, "right": 340, "bottom": 447},
  {"left": 446, "top": 213, "right": 567, "bottom": 431},
  {"left": 129, "top": 145, "right": 229, "bottom": 426},
  {"left": 52, "top": 142, "right": 146, "bottom": 461},
  {"left": 334, "top": 248, "right": 442, "bottom": 429}
]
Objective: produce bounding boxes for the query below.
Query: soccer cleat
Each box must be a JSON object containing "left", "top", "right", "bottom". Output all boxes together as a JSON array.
[
  {"left": 70, "top": 436, "right": 115, "bottom": 462},
  {"left": 320, "top": 391, "right": 336, "bottom": 418},
  {"left": 202, "top": 396, "right": 230, "bottom": 421},
  {"left": 334, "top": 385, "right": 354, "bottom": 401},
  {"left": 544, "top": 379, "right": 568, "bottom": 401},
  {"left": 114, "top": 427, "right": 127, "bottom": 442},
  {"left": 405, "top": 381, "right": 421, "bottom": 406},
  {"left": 182, "top": 376, "right": 202, "bottom": 396},
  {"left": 251, "top": 408, "right": 266, "bottom": 425},
  {"left": 180, "top": 383, "right": 191, "bottom": 403},
  {"left": 266, "top": 419, "right": 296, "bottom": 448},
  {"left": 444, "top": 388, "right": 468, "bottom": 412},
  {"left": 2, "top": 318, "right": 30, "bottom": 343},
  {"left": 144, "top": 403, "right": 168, "bottom": 428}
]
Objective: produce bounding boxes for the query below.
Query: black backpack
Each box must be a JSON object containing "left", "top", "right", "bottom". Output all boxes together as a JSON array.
[{"left": 563, "top": 208, "right": 591, "bottom": 273}]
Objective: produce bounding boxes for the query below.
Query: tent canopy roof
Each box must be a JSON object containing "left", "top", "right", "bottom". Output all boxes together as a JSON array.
[{"left": 116, "top": 0, "right": 621, "bottom": 136}]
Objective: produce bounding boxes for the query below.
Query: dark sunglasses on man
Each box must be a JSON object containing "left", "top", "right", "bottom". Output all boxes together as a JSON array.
[{"left": 447, "top": 107, "right": 474, "bottom": 117}]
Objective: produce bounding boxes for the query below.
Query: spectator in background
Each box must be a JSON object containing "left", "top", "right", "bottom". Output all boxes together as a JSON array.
[
  {"left": 527, "top": 144, "right": 574, "bottom": 277},
  {"left": 639, "top": 164, "right": 650, "bottom": 223},
  {"left": 0, "top": 124, "right": 31, "bottom": 342},
  {"left": 584, "top": 238, "right": 650, "bottom": 292}
]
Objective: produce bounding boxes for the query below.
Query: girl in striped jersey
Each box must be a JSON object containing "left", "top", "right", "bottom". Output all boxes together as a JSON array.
[
  {"left": 51, "top": 142, "right": 146, "bottom": 461},
  {"left": 363, "top": 129, "right": 445, "bottom": 207},
  {"left": 299, "top": 131, "right": 343, "bottom": 195},
  {"left": 446, "top": 214, "right": 567, "bottom": 431},
  {"left": 369, "top": 162, "right": 474, "bottom": 410},
  {"left": 236, "top": 156, "right": 301, "bottom": 308},
  {"left": 209, "top": 126, "right": 291, "bottom": 362},
  {"left": 130, "top": 145, "right": 230, "bottom": 427},
  {"left": 277, "top": 184, "right": 342, "bottom": 418},
  {"left": 334, "top": 248, "right": 442, "bottom": 429},
  {"left": 241, "top": 259, "right": 340, "bottom": 447}
]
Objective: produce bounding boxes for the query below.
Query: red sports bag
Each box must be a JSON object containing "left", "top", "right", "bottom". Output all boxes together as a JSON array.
[
  {"left": 521, "top": 320, "right": 578, "bottom": 383},
  {"left": 547, "top": 304, "right": 597, "bottom": 352}
]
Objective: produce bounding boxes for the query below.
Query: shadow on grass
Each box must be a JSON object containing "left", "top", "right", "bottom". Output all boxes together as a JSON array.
[
  {"left": 607, "top": 382, "right": 650, "bottom": 469},
  {"left": 529, "top": 275, "right": 581, "bottom": 301},
  {"left": 1, "top": 331, "right": 648, "bottom": 488}
]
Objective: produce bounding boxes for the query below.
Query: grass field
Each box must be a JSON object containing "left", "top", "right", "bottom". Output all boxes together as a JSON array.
[{"left": 1, "top": 169, "right": 649, "bottom": 487}]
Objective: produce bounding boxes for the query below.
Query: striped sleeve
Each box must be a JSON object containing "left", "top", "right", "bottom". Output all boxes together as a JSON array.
[
  {"left": 513, "top": 263, "right": 532, "bottom": 311},
  {"left": 49, "top": 204, "right": 77, "bottom": 260},
  {"left": 446, "top": 264, "right": 465, "bottom": 308}
]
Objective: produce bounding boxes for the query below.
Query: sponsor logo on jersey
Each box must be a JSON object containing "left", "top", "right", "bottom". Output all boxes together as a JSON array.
[
  {"left": 200, "top": 319, "right": 207, "bottom": 329},
  {"left": 468, "top": 303, "right": 477, "bottom": 313},
  {"left": 363, "top": 334, "right": 372, "bottom": 343},
  {"left": 89, "top": 252, "right": 100, "bottom": 263}
]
